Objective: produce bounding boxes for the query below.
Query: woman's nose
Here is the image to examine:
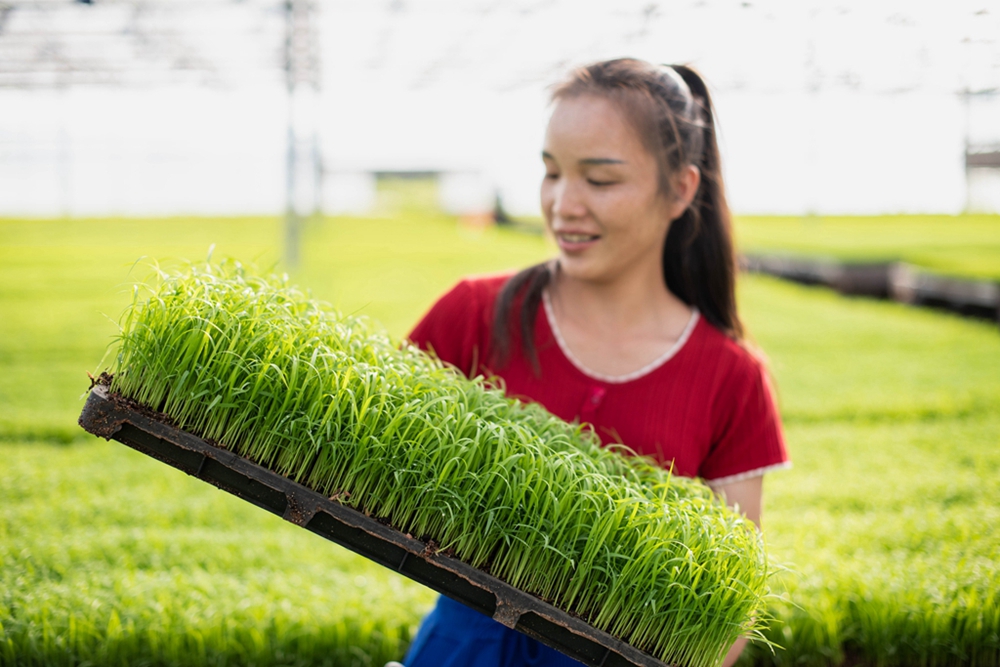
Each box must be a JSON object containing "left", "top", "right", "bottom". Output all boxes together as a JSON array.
[{"left": 552, "top": 179, "right": 586, "bottom": 219}]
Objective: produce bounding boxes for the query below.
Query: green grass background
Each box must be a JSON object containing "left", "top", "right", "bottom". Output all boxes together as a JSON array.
[
  {"left": 734, "top": 214, "right": 1000, "bottom": 281},
  {"left": 2, "top": 186, "right": 998, "bottom": 666}
]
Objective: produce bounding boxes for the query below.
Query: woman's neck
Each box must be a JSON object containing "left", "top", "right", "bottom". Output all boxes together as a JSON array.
[
  {"left": 549, "top": 260, "right": 690, "bottom": 332},
  {"left": 546, "top": 262, "right": 695, "bottom": 378}
]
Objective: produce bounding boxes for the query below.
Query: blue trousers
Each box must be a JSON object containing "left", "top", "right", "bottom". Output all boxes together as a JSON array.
[{"left": 403, "top": 595, "right": 586, "bottom": 667}]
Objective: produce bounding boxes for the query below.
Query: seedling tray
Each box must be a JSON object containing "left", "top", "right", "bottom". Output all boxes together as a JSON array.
[{"left": 78, "top": 385, "right": 674, "bottom": 667}]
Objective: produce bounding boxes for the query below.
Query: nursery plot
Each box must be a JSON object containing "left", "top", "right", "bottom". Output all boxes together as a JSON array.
[
  {"left": 748, "top": 416, "right": 1000, "bottom": 667},
  {"left": 739, "top": 275, "right": 1000, "bottom": 423},
  {"left": 0, "top": 438, "right": 433, "bottom": 667},
  {"left": 2, "top": 208, "right": 1000, "bottom": 667},
  {"left": 734, "top": 214, "right": 1000, "bottom": 281}
]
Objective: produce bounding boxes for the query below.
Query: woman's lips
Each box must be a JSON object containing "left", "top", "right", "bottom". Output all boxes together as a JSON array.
[{"left": 555, "top": 232, "right": 601, "bottom": 253}]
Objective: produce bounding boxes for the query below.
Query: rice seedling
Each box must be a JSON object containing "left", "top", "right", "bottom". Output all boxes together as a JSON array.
[{"left": 106, "top": 259, "right": 771, "bottom": 667}]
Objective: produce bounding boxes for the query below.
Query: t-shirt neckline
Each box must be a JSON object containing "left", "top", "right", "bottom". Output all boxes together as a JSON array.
[{"left": 541, "top": 289, "right": 700, "bottom": 385}]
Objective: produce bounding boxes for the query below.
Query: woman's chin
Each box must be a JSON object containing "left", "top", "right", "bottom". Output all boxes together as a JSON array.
[{"left": 554, "top": 257, "right": 613, "bottom": 285}]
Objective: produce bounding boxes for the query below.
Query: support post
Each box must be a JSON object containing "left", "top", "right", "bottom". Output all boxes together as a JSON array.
[{"left": 284, "top": 0, "right": 320, "bottom": 269}]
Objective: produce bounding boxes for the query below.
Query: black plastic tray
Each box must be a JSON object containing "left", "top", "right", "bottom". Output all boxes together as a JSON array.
[{"left": 78, "top": 385, "right": 674, "bottom": 667}]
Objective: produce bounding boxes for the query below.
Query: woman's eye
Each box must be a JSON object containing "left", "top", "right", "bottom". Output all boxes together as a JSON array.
[
  {"left": 545, "top": 173, "right": 559, "bottom": 180},
  {"left": 588, "top": 179, "right": 616, "bottom": 186}
]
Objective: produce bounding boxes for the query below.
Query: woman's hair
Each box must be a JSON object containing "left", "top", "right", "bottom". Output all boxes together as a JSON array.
[{"left": 491, "top": 58, "right": 743, "bottom": 372}]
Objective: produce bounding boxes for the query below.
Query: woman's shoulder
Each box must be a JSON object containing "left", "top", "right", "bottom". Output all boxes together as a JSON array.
[
  {"left": 407, "top": 271, "right": 516, "bottom": 376},
  {"left": 450, "top": 271, "right": 516, "bottom": 302},
  {"left": 685, "top": 315, "right": 768, "bottom": 384},
  {"left": 416, "top": 271, "right": 514, "bottom": 318}
]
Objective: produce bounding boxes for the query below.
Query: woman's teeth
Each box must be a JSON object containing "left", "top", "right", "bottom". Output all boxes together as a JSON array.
[{"left": 560, "top": 233, "right": 599, "bottom": 242}]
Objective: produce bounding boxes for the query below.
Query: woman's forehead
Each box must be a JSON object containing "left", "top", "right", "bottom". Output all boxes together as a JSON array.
[{"left": 543, "top": 95, "right": 651, "bottom": 165}]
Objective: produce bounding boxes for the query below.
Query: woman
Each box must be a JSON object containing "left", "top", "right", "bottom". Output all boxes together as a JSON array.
[{"left": 402, "top": 58, "right": 789, "bottom": 667}]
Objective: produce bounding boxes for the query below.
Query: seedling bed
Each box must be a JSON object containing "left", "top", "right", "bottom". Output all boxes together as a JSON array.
[
  {"left": 78, "top": 384, "right": 674, "bottom": 667},
  {"left": 743, "top": 253, "right": 1000, "bottom": 324}
]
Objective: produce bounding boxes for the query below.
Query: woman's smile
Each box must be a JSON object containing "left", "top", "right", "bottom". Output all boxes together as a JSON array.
[{"left": 553, "top": 230, "right": 602, "bottom": 252}]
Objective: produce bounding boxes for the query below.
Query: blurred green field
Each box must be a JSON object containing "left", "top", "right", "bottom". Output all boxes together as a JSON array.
[
  {"left": 1, "top": 441, "right": 432, "bottom": 667},
  {"left": 734, "top": 214, "right": 1000, "bottom": 281},
  {"left": 1, "top": 187, "right": 999, "bottom": 666}
]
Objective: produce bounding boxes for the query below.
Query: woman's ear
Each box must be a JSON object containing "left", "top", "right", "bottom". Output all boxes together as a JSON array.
[{"left": 668, "top": 165, "right": 701, "bottom": 220}]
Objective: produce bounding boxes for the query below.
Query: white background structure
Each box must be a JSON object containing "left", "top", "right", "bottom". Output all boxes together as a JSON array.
[{"left": 1, "top": 0, "right": 998, "bottom": 217}]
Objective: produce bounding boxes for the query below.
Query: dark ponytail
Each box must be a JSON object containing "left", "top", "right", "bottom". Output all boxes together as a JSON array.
[
  {"left": 662, "top": 65, "right": 743, "bottom": 340},
  {"left": 492, "top": 59, "right": 743, "bottom": 371}
]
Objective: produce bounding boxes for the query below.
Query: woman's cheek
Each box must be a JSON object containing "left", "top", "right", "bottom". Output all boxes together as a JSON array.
[{"left": 539, "top": 185, "right": 556, "bottom": 220}]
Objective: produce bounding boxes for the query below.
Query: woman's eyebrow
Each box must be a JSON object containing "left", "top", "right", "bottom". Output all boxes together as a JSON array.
[{"left": 579, "top": 157, "right": 625, "bottom": 165}]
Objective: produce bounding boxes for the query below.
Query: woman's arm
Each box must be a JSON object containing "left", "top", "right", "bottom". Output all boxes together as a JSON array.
[
  {"left": 712, "top": 475, "right": 762, "bottom": 526},
  {"left": 711, "top": 475, "right": 763, "bottom": 667}
]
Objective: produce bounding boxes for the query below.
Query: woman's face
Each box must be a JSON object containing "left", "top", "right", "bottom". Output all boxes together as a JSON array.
[{"left": 541, "top": 94, "right": 688, "bottom": 286}]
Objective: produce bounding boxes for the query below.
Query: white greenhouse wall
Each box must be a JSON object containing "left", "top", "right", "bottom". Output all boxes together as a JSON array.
[{"left": 0, "top": 86, "right": 996, "bottom": 218}]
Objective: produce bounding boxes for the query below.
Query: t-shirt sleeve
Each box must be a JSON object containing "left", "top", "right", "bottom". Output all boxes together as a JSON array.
[
  {"left": 699, "top": 354, "right": 790, "bottom": 485},
  {"left": 407, "top": 279, "right": 486, "bottom": 379}
]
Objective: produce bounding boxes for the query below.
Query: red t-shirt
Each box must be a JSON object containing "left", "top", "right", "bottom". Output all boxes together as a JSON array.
[{"left": 408, "top": 273, "right": 789, "bottom": 485}]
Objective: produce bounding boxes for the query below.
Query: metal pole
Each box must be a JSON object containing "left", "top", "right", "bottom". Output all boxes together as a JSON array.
[
  {"left": 285, "top": 112, "right": 300, "bottom": 268},
  {"left": 284, "top": 0, "right": 320, "bottom": 269}
]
